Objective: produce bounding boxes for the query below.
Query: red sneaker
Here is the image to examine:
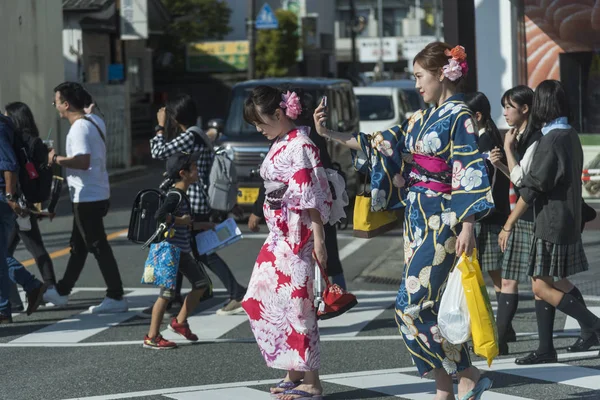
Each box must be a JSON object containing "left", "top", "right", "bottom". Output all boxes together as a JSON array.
[
  {"left": 168, "top": 317, "right": 198, "bottom": 341},
  {"left": 143, "top": 334, "right": 177, "bottom": 350}
]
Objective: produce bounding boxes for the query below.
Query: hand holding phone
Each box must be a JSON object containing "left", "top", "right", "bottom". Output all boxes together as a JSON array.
[{"left": 320, "top": 96, "right": 327, "bottom": 127}]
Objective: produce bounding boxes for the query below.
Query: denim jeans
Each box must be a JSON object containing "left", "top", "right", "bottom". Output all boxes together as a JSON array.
[
  {"left": 0, "top": 198, "right": 13, "bottom": 316},
  {"left": 0, "top": 197, "right": 42, "bottom": 316}
]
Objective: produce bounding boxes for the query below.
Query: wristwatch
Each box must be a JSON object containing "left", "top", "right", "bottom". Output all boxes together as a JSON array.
[
  {"left": 155, "top": 124, "right": 164, "bottom": 134},
  {"left": 5, "top": 193, "right": 17, "bottom": 202}
]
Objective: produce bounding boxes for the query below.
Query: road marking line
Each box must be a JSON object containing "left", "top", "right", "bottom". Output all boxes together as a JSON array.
[
  {"left": 480, "top": 360, "right": 600, "bottom": 390},
  {"left": 326, "top": 372, "right": 534, "bottom": 400},
  {"left": 4, "top": 294, "right": 589, "bottom": 348},
  {"left": 318, "top": 292, "right": 396, "bottom": 337},
  {"left": 21, "top": 228, "right": 129, "bottom": 267},
  {"left": 59, "top": 355, "right": 599, "bottom": 400},
  {"left": 165, "top": 387, "right": 272, "bottom": 400},
  {"left": 9, "top": 289, "right": 152, "bottom": 344},
  {"left": 161, "top": 304, "right": 248, "bottom": 341},
  {"left": 339, "top": 236, "right": 369, "bottom": 260},
  {"left": 564, "top": 306, "right": 600, "bottom": 331}
]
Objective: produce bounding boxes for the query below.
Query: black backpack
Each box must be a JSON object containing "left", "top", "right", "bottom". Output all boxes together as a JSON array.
[
  {"left": 127, "top": 188, "right": 183, "bottom": 248},
  {"left": 13, "top": 130, "right": 53, "bottom": 204}
]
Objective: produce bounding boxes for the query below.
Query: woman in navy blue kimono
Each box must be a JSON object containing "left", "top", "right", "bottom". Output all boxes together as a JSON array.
[{"left": 313, "top": 42, "right": 494, "bottom": 400}]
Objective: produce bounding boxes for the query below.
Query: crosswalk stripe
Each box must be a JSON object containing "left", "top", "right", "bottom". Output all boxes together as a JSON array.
[
  {"left": 10, "top": 289, "right": 154, "bottom": 344},
  {"left": 325, "top": 372, "right": 534, "bottom": 399},
  {"left": 161, "top": 304, "right": 248, "bottom": 341},
  {"left": 318, "top": 291, "right": 396, "bottom": 337},
  {"left": 165, "top": 387, "right": 272, "bottom": 400},
  {"left": 61, "top": 360, "right": 600, "bottom": 400},
  {"left": 481, "top": 361, "right": 600, "bottom": 390},
  {"left": 564, "top": 306, "right": 600, "bottom": 331}
]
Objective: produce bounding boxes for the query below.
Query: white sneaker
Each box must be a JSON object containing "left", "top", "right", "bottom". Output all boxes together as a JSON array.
[
  {"left": 42, "top": 286, "right": 68, "bottom": 306},
  {"left": 89, "top": 297, "right": 128, "bottom": 314}
]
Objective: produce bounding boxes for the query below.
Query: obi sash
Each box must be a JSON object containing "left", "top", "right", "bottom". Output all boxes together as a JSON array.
[
  {"left": 264, "top": 181, "right": 287, "bottom": 210},
  {"left": 409, "top": 154, "right": 452, "bottom": 194}
]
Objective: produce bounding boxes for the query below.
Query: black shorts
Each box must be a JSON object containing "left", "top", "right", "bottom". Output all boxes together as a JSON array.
[{"left": 159, "top": 252, "right": 211, "bottom": 299}]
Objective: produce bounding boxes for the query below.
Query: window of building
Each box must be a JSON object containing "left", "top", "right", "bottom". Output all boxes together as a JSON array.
[
  {"left": 382, "top": 8, "right": 408, "bottom": 37},
  {"left": 87, "top": 55, "right": 105, "bottom": 83}
]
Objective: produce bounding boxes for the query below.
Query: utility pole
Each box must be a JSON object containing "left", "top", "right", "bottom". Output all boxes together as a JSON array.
[
  {"left": 377, "top": 0, "right": 384, "bottom": 80},
  {"left": 247, "top": 0, "right": 256, "bottom": 80},
  {"left": 349, "top": 0, "right": 358, "bottom": 82},
  {"left": 434, "top": 0, "right": 442, "bottom": 42}
]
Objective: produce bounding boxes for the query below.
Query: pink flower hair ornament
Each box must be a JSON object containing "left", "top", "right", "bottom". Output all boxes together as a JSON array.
[
  {"left": 442, "top": 45, "right": 468, "bottom": 82},
  {"left": 280, "top": 91, "right": 302, "bottom": 120}
]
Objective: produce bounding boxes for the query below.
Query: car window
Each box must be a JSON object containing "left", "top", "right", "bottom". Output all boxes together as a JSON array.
[
  {"left": 340, "top": 90, "right": 351, "bottom": 121},
  {"left": 356, "top": 95, "right": 395, "bottom": 121},
  {"left": 345, "top": 89, "right": 356, "bottom": 121},
  {"left": 402, "top": 89, "right": 423, "bottom": 111}
]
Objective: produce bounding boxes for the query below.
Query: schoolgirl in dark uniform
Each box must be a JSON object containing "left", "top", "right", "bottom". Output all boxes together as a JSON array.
[{"left": 499, "top": 80, "right": 600, "bottom": 365}]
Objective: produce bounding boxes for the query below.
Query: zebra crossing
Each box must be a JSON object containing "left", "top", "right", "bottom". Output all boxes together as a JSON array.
[
  {"left": 4, "top": 288, "right": 598, "bottom": 347},
  {"left": 4, "top": 288, "right": 600, "bottom": 399},
  {"left": 61, "top": 353, "right": 600, "bottom": 400}
]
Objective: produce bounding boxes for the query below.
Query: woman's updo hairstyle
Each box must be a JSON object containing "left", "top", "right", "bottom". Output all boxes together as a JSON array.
[
  {"left": 243, "top": 85, "right": 306, "bottom": 126},
  {"left": 413, "top": 42, "right": 466, "bottom": 86}
]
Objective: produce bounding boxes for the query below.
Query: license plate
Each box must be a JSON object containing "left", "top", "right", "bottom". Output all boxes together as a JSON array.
[{"left": 238, "top": 187, "right": 260, "bottom": 204}]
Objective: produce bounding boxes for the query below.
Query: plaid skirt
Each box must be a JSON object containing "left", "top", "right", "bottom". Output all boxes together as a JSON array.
[
  {"left": 528, "top": 238, "right": 589, "bottom": 278},
  {"left": 499, "top": 219, "right": 534, "bottom": 282},
  {"left": 475, "top": 223, "right": 503, "bottom": 272}
]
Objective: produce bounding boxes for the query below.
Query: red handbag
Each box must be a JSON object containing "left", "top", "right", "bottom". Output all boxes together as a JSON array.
[{"left": 313, "top": 252, "right": 358, "bottom": 320}]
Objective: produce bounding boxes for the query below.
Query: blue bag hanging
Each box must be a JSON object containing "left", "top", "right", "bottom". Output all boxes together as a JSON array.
[{"left": 141, "top": 241, "right": 181, "bottom": 290}]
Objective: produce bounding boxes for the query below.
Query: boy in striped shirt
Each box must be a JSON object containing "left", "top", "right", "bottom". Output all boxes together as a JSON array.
[{"left": 143, "top": 152, "right": 213, "bottom": 349}]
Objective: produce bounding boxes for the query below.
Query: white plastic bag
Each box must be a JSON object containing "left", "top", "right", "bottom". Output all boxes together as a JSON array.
[{"left": 438, "top": 263, "right": 471, "bottom": 344}]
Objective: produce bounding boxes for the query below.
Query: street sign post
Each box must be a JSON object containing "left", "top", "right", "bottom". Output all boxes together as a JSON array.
[{"left": 255, "top": 3, "right": 278, "bottom": 30}]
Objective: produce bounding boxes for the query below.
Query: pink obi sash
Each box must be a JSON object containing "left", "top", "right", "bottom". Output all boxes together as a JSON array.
[{"left": 410, "top": 154, "right": 452, "bottom": 194}]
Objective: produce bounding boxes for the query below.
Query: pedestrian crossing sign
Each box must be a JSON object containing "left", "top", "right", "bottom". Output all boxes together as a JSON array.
[{"left": 255, "top": 2, "right": 278, "bottom": 30}]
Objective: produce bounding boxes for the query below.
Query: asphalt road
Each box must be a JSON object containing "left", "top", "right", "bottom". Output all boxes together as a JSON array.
[{"left": 1, "top": 168, "right": 600, "bottom": 400}]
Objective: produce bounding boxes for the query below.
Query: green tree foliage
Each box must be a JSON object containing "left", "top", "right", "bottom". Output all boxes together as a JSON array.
[
  {"left": 255, "top": 9, "right": 299, "bottom": 78},
  {"left": 158, "top": 0, "right": 232, "bottom": 70}
]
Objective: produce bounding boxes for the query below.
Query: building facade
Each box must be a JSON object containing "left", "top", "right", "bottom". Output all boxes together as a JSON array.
[{"left": 0, "top": 0, "right": 64, "bottom": 149}]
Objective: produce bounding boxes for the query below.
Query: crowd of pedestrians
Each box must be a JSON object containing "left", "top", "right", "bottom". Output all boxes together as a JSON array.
[{"left": 0, "top": 40, "right": 598, "bottom": 400}]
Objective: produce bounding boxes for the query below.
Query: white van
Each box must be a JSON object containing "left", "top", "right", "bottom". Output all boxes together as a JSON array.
[{"left": 353, "top": 87, "right": 412, "bottom": 134}]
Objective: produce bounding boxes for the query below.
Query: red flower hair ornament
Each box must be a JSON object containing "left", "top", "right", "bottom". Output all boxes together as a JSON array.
[
  {"left": 442, "top": 45, "right": 468, "bottom": 82},
  {"left": 280, "top": 91, "right": 302, "bottom": 120}
]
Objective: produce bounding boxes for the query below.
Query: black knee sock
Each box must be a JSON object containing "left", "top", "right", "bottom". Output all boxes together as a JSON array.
[
  {"left": 557, "top": 293, "right": 600, "bottom": 331},
  {"left": 535, "top": 300, "right": 556, "bottom": 354},
  {"left": 497, "top": 293, "right": 519, "bottom": 343},
  {"left": 568, "top": 286, "right": 593, "bottom": 339}
]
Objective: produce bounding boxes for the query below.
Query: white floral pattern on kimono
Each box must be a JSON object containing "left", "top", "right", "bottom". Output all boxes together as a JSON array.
[{"left": 242, "top": 127, "right": 332, "bottom": 371}]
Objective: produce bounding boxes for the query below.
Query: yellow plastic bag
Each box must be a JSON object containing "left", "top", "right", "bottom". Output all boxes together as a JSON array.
[{"left": 456, "top": 249, "right": 498, "bottom": 366}]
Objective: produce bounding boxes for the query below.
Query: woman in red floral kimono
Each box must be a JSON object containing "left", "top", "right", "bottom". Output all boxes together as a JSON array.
[{"left": 241, "top": 86, "right": 345, "bottom": 400}]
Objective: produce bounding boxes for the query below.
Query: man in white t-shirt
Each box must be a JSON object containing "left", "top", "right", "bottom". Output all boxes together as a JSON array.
[{"left": 45, "top": 82, "right": 127, "bottom": 314}]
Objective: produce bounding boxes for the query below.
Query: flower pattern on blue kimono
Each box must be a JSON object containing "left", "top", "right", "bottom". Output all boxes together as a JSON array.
[{"left": 352, "top": 94, "right": 493, "bottom": 376}]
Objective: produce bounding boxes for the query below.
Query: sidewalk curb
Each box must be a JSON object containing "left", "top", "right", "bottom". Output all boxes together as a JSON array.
[{"left": 108, "top": 165, "right": 148, "bottom": 184}]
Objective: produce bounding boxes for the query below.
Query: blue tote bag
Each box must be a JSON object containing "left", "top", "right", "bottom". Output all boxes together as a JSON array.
[{"left": 141, "top": 241, "right": 180, "bottom": 290}]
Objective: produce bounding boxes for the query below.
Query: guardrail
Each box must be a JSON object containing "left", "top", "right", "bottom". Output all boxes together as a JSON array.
[{"left": 583, "top": 169, "right": 600, "bottom": 182}]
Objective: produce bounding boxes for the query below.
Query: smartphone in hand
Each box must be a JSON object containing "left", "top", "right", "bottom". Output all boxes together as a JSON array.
[{"left": 320, "top": 96, "right": 327, "bottom": 127}]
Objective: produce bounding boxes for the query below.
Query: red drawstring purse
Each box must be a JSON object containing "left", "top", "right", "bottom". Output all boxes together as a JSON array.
[{"left": 313, "top": 251, "right": 358, "bottom": 320}]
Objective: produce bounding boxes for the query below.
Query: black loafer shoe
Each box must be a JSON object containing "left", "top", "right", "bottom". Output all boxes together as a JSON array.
[
  {"left": 515, "top": 351, "right": 557, "bottom": 365},
  {"left": 567, "top": 335, "right": 599, "bottom": 353}
]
